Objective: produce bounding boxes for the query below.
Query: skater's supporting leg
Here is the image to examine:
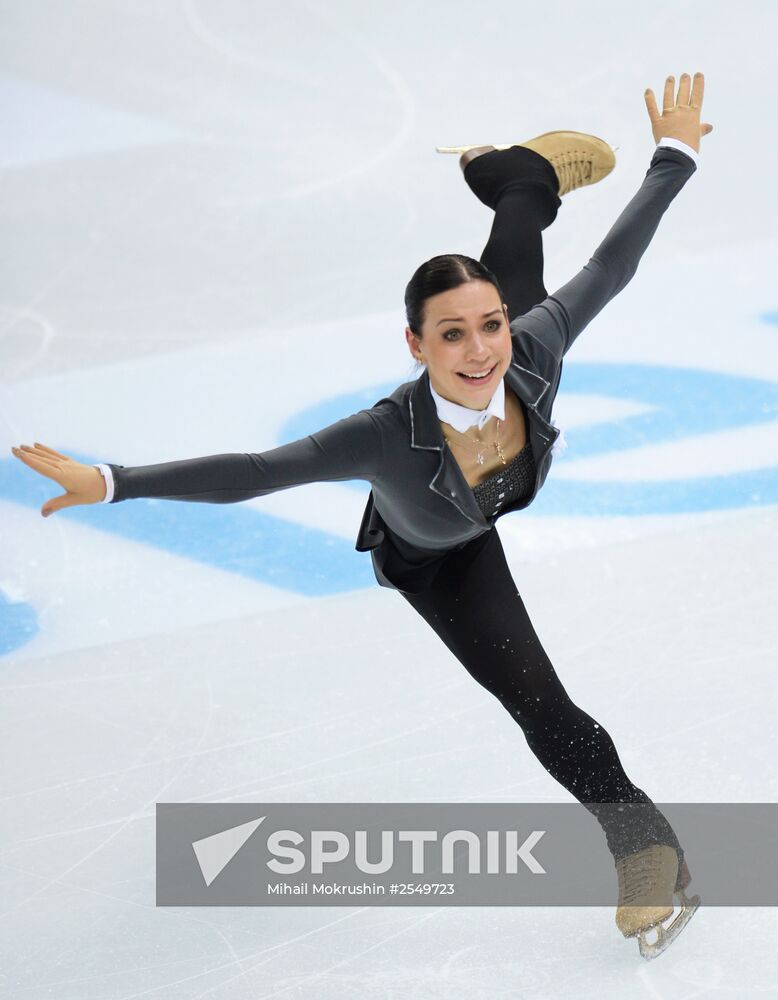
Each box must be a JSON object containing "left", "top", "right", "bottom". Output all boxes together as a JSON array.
[{"left": 401, "top": 528, "right": 683, "bottom": 866}]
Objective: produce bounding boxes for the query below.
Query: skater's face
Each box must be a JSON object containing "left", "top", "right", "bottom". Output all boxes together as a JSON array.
[{"left": 405, "top": 281, "right": 512, "bottom": 409}]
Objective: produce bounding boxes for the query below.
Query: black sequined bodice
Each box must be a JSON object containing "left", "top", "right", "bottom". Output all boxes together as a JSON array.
[{"left": 471, "top": 439, "right": 536, "bottom": 519}]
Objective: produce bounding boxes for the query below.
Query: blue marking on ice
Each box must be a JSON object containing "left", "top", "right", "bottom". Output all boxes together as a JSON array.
[
  {"left": 0, "top": 591, "right": 39, "bottom": 656},
  {"left": 0, "top": 456, "right": 374, "bottom": 596}
]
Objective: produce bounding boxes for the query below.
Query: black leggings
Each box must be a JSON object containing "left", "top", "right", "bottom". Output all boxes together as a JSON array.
[{"left": 401, "top": 145, "right": 683, "bottom": 866}]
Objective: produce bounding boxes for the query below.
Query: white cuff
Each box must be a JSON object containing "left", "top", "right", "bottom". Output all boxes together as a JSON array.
[
  {"left": 657, "top": 136, "right": 699, "bottom": 167},
  {"left": 94, "top": 463, "right": 115, "bottom": 503}
]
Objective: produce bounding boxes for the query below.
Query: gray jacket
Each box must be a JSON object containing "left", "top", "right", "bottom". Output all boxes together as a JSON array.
[{"left": 107, "top": 146, "right": 697, "bottom": 593}]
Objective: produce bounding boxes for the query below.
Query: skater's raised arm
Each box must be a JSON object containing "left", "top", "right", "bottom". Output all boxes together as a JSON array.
[
  {"left": 11, "top": 407, "right": 385, "bottom": 517},
  {"left": 512, "top": 72, "right": 713, "bottom": 362}
]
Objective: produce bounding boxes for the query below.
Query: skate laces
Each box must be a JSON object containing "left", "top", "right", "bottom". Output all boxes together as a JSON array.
[
  {"left": 552, "top": 152, "right": 593, "bottom": 194},
  {"left": 617, "top": 846, "right": 677, "bottom": 906}
]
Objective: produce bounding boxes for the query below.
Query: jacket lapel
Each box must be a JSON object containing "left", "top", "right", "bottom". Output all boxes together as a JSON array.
[
  {"left": 504, "top": 361, "right": 557, "bottom": 451},
  {"left": 408, "top": 365, "right": 558, "bottom": 526}
]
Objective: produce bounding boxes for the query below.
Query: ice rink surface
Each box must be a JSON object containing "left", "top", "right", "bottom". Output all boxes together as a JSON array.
[{"left": 2, "top": 1, "right": 777, "bottom": 996}]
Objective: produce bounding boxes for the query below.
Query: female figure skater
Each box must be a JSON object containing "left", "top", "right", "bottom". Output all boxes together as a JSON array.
[{"left": 12, "top": 72, "right": 712, "bottom": 959}]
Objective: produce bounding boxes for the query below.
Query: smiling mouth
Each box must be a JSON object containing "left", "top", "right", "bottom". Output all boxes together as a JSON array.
[{"left": 456, "top": 363, "right": 497, "bottom": 383}]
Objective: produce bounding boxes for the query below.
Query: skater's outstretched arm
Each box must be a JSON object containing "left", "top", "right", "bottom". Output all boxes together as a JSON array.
[
  {"left": 512, "top": 72, "right": 712, "bottom": 362},
  {"left": 11, "top": 407, "right": 385, "bottom": 517}
]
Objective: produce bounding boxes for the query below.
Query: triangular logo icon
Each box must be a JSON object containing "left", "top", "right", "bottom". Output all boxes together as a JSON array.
[{"left": 192, "top": 816, "right": 266, "bottom": 886}]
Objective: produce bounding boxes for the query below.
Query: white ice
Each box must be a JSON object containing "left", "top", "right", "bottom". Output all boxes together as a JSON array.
[{"left": 2, "top": 1, "right": 777, "bottom": 997}]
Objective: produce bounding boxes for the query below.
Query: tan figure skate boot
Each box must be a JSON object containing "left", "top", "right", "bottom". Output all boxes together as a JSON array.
[
  {"left": 615, "top": 844, "right": 701, "bottom": 960},
  {"left": 437, "top": 131, "right": 616, "bottom": 196}
]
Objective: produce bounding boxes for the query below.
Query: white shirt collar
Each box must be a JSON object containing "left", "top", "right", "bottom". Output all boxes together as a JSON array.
[{"left": 429, "top": 376, "right": 506, "bottom": 433}]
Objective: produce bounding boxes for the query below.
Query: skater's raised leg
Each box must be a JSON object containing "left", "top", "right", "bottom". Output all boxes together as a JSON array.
[
  {"left": 465, "top": 143, "right": 561, "bottom": 319},
  {"left": 460, "top": 132, "right": 615, "bottom": 319}
]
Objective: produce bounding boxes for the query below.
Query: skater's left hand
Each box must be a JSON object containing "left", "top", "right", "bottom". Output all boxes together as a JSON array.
[{"left": 644, "top": 72, "right": 713, "bottom": 154}]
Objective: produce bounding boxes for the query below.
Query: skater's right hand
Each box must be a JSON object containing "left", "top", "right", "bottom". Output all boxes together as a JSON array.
[
  {"left": 644, "top": 72, "right": 713, "bottom": 153},
  {"left": 10, "top": 442, "right": 106, "bottom": 517}
]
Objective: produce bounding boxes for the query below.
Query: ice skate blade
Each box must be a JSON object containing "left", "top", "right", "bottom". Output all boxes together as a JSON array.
[
  {"left": 435, "top": 145, "right": 513, "bottom": 154},
  {"left": 637, "top": 891, "right": 701, "bottom": 961},
  {"left": 436, "top": 143, "right": 619, "bottom": 154}
]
